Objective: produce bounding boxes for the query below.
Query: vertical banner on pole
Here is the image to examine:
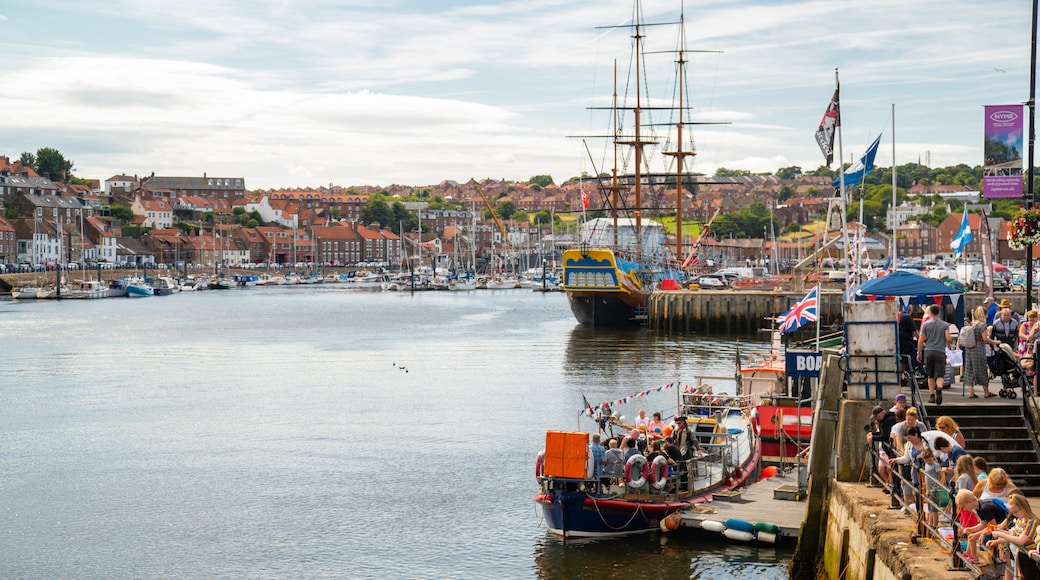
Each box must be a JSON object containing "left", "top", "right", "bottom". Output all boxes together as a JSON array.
[{"left": 983, "top": 104, "right": 1025, "bottom": 198}]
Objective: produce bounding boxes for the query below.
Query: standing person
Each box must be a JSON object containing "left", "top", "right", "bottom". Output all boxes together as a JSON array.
[
  {"left": 918, "top": 304, "right": 951, "bottom": 405},
  {"left": 1018, "top": 310, "right": 1039, "bottom": 358},
  {"left": 603, "top": 438, "right": 625, "bottom": 486},
  {"left": 986, "top": 296, "right": 998, "bottom": 325},
  {"left": 935, "top": 416, "right": 967, "bottom": 449},
  {"left": 866, "top": 405, "right": 898, "bottom": 490},
  {"left": 889, "top": 425, "right": 927, "bottom": 513},
  {"left": 898, "top": 309, "right": 919, "bottom": 378},
  {"left": 588, "top": 434, "right": 606, "bottom": 485},
  {"left": 993, "top": 306, "right": 1020, "bottom": 350},
  {"left": 954, "top": 455, "right": 977, "bottom": 492},
  {"left": 919, "top": 448, "right": 942, "bottom": 530},
  {"left": 962, "top": 305, "right": 998, "bottom": 398}
]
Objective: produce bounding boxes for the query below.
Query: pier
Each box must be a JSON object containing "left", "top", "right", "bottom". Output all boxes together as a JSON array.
[
  {"left": 647, "top": 289, "right": 1021, "bottom": 334},
  {"left": 674, "top": 476, "right": 806, "bottom": 541}
]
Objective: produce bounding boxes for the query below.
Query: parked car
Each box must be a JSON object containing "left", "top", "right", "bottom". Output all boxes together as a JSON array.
[{"left": 971, "top": 271, "right": 1011, "bottom": 292}]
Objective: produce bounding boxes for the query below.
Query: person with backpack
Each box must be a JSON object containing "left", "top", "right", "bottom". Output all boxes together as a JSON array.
[{"left": 961, "top": 305, "right": 997, "bottom": 398}]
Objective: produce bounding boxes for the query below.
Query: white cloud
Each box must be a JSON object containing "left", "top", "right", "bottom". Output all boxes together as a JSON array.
[{"left": 1, "top": 0, "right": 1033, "bottom": 188}]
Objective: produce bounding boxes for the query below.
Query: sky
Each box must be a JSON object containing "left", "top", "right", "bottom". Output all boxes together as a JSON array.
[{"left": 0, "top": 0, "right": 1034, "bottom": 190}]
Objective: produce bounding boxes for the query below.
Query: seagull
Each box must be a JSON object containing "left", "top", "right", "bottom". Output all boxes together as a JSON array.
[{"left": 994, "top": 66, "right": 1006, "bottom": 73}]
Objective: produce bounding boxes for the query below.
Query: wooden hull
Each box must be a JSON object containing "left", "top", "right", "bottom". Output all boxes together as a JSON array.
[{"left": 562, "top": 248, "right": 649, "bottom": 327}]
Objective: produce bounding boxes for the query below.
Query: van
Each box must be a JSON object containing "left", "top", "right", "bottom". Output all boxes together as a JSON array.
[{"left": 714, "top": 267, "right": 767, "bottom": 280}]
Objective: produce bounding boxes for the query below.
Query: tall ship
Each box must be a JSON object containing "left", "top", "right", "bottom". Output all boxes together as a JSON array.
[{"left": 562, "top": 0, "right": 714, "bottom": 327}]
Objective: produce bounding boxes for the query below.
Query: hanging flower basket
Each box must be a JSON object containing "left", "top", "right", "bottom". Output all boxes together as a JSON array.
[{"left": 1008, "top": 208, "right": 1040, "bottom": 250}]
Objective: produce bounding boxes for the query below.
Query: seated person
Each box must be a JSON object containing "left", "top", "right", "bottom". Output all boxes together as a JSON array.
[{"left": 647, "top": 412, "right": 666, "bottom": 440}]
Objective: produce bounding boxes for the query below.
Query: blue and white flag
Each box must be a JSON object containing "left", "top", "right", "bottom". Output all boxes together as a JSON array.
[
  {"left": 950, "top": 206, "right": 972, "bottom": 258},
  {"left": 832, "top": 134, "right": 882, "bottom": 188}
]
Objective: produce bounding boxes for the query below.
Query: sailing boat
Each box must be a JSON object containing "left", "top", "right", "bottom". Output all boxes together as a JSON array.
[{"left": 561, "top": 1, "right": 707, "bottom": 327}]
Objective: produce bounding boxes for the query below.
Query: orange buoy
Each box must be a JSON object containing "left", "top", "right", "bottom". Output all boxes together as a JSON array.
[
  {"left": 762, "top": 466, "right": 779, "bottom": 479},
  {"left": 662, "top": 512, "right": 682, "bottom": 531}
]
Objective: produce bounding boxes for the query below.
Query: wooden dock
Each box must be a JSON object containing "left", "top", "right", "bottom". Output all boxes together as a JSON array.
[{"left": 672, "top": 475, "right": 807, "bottom": 543}]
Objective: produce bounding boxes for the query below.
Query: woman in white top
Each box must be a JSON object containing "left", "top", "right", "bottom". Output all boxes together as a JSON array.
[{"left": 974, "top": 467, "right": 1016, "bottom": 501}]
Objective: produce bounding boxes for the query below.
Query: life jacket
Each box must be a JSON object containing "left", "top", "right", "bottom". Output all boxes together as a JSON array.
[{"left": 992, "top": 318, "right": 1019, "bottom": 346}]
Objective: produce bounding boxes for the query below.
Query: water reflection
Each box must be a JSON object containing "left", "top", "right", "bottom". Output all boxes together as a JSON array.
[{"left": 532, "top": 531, "right": 792, "bottom": 579}]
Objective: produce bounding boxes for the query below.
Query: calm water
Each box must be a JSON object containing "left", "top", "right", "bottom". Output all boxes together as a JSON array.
[{"left": 0, "top": 287, "right": 790, "bottom": 579}]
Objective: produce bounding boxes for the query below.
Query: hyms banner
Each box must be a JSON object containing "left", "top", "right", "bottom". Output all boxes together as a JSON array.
[{"left": 983, "top": 104, "right": 1024, "bottom": 198}]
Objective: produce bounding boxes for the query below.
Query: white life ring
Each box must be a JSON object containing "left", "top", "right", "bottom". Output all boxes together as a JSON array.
[
  {"left": 624, "top": 455, "right": 648, "bottom": 489},
  {"left": 649, "top": 456, "right": 670, "bottom": 490}
]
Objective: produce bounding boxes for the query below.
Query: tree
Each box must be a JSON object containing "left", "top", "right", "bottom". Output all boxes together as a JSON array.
[
  {"left": 532, "top": 210, "right": 557, "bottom": 226},
  {"left": 777, "top": 185, "right": 796, "bottom": 203},
  {"left": 34, "top": 147, "right": 75, "bottom": 182},
  {"left": 19, "top": 152, "right": 35, "bottom": 167},
  {"left": 110, "top": 204, "right": 135, "bottom": 224},
  {"left": 495, "top": 200, "right": 517, "bottom": 220},
  {"left": 776, "top": 166, "right": 803, "bottom": 180},
  {"left": 528, "top": 174, "right": 554, "bottom": 187},
  {"left": 360, "top": 198, "right": 393, "bottom": 229},
  {"left": 714, "top": 167, "right": 752, "bottom": 178}
]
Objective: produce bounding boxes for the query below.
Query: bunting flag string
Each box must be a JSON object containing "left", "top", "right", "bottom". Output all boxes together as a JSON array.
[{"left": 580, "top": 382, "right": 682, "bottom": 417}]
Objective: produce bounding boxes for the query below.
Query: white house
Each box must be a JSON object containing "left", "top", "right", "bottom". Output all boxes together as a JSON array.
[{"left": 130, "top": 197, "right": 174, "bottom": 229}]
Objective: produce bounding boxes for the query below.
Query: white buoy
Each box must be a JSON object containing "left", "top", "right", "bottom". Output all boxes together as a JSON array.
[
  {"left": 723, "top": 528, "right": 755, "bottom": 542},
  {"left": 757, "top": 531, "right": 778, "bottom": 544},
  {"left": 700, "top": 519, "right": 725, "bottom": 533}
]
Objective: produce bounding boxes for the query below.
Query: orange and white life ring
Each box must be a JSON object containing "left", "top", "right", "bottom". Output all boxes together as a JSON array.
[
  {"left": 535, "top": 451, "right": 544, "bottom": 478},
  {"left": 649, "top": 456, "right": 670, "bottom": 490},
  {"left": 624, "top": 455, "right": 648, "bottom": 488}
]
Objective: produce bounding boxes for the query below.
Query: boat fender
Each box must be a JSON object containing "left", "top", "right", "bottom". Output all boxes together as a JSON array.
[
  {"left": 624, "top": 455, "right": 648, "bottom": 489},
  {"left": 585, "top": 452, "right": 595, "bottom": 480},
  {"left": 535, "top": 451, "right": 544, "bottom": 479},
  {"left": 756, "top": 531, "right": 778, "bottom": 544},
  {"left": 700, "top": 519, "right": 725, "bottom": 533},
  {"left": 754, "top": 521, "right": 781, "bottom": 535},
  {"left": 722, "top": 528, "right": 755, "bottom": 542},
  {"left": 733, "top": 468, "right": 743, "bottom": 483},
  {"left": 723, "top": 518, "right": 756, "bottom": 534},
  {"left": 660, "top": 512, "right": 682, "bottom": 532},
  {"left": 649, "top": 456, "right": 670, "bottom": 490}
]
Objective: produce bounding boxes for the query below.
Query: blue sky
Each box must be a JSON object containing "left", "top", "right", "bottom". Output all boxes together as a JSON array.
[{"left": 0, "top": 0, "right": 1033, "bottom": 190}]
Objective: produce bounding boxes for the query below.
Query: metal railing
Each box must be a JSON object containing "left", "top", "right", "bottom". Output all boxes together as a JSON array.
[{"left": 866, "top": 443, "right": 981, "bottom": 575}]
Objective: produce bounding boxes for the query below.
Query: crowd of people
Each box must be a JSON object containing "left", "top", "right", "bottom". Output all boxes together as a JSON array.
[
  {"left": 588, "top": 410, "right": 705, "bottom": 492},
  {"left": 902, "top": 298, "right": 1039, "bottom": 406},
  {"left": 866, "top": 392, "right": 1039, "bottom": 579}
]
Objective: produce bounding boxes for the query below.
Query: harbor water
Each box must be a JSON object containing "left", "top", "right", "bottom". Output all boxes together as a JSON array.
[{"left": 0, "top": 287, "right": 790, "bottom": 578}]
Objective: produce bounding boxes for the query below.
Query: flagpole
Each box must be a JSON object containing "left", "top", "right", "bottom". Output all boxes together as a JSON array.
[
  {"left": 836, "top": 68, "right": 849, "bottom": 299},
  {"left": 815, "top": 280, "right": 822, "bottom": 350},
  {"left": 891, "top": 103, "right": 897, "bottom": 270}
]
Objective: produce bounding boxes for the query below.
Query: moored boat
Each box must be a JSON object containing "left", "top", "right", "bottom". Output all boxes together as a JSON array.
[
  {"left": 125, "top": 278, "right": 153, "bottom": 297},
  {"left": 10, "top": 285, "right": 43, "bottom": 299},
  {"left": 535, "top": 384, "right": 759, "bottom": 538},
  {"left": 68, "top": 280, "right": 109, "bottom": 299}
]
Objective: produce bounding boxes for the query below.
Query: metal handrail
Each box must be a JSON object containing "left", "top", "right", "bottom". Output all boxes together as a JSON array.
[{"left": 866, "top": 444, "right": 980, "bottom": 575}]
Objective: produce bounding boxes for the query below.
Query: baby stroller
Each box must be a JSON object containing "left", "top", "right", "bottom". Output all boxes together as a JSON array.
[{"left": 991, "top": 343, "right": 1026, "bottom": 399}]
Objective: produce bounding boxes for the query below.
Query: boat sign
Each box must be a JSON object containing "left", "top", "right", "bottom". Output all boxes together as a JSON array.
[{"left": 785, "top": 351, "right": 822, "bottom": 378}]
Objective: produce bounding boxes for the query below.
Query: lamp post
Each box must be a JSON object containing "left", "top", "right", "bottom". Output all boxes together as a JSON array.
[{"left": 1027, "top": 0, "right": 1037, "bottom": 309}]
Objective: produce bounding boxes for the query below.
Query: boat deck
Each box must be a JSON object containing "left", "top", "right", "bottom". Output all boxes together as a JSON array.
[{"left": 676, "top": 473, "right": 807, "bottom": 542}]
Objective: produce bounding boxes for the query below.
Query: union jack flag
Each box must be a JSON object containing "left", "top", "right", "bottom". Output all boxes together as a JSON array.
[{"left": 777, "top": 287, "right": 818, "bottom": 334}]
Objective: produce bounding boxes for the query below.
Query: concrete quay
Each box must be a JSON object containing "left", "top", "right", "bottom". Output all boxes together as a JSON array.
[{"left": 647, "top": 289, "right": 1023, "bottom": 335}]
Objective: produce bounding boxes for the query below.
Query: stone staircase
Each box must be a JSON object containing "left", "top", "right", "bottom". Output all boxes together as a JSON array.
[{"left": 923, "top": 402, "right": 1040, "bottom": 496}]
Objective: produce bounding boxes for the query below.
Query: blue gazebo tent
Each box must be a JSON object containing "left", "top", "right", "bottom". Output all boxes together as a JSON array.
[{"left": 851, "top": 270, "right": 964, "bottom": 326}]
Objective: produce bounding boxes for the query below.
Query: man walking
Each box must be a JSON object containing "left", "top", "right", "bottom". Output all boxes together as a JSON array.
[{"left": 917, "top": 304, "right": 951, "bottom": 405}]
